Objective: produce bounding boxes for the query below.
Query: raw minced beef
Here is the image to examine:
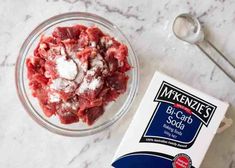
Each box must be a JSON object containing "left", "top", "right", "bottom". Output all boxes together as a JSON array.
[{"left": 26, "top": 24, "right": 131, "bottom": 125}]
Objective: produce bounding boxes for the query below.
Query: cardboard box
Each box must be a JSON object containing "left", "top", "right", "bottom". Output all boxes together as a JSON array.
[{"left": 112, "top": 71, "right": 229, "bottom": 168}]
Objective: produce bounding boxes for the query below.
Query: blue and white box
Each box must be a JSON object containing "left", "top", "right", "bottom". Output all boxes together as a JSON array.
[{"left": 112, "top": 71, "right": 229, "bottom": 168}]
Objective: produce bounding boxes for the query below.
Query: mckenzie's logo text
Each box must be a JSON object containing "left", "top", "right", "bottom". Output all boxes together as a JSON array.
[{"left": 154, "top": 82, "right": 216, "bottom": 126}]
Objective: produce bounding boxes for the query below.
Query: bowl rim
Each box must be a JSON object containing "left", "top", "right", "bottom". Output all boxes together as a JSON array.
[{"left": 15, "top": 12, "right": 139, "bottom": 137}]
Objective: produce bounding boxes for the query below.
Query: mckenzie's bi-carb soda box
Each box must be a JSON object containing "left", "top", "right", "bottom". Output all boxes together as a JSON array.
[{"left": 112, "top": 71, "right": 229, "bottom": 168}]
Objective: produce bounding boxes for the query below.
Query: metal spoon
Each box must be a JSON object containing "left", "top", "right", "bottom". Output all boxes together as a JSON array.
[{"left": 172, "top": 13, "right": 235, "bottom": 82}]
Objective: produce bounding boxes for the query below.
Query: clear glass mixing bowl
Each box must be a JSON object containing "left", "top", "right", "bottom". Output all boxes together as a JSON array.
[{"left": 15, "top": 12, "right": 139, "bottom": 137}]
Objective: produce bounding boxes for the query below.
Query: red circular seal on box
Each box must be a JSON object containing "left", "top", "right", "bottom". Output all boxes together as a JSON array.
[{"left": 172, "top": 153, "right": 192, "bottom": 168}]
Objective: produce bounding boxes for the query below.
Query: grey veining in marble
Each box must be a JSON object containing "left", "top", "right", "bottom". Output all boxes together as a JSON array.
[{"left": 1, "top": 0, "right": 235, "bottom": 167}]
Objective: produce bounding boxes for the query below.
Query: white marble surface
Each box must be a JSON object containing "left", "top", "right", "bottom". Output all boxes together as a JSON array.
[{"left": 1, "top": 0, "right": 235, "bottom": 167}]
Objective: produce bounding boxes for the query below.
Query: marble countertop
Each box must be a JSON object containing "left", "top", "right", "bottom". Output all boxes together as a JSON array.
[{"left": 1, "top": 0, "right": 235, "bottom": 167}]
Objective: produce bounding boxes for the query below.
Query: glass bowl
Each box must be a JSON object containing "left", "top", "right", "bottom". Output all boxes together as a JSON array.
[{"left": 15, "top": 12, "right": 139, "bottom": 137}]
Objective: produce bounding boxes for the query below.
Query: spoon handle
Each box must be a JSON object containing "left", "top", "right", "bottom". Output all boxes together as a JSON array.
[
  {"left": 196, "top": 44, "right": 235, "bottom": 83},
  {"left": 205, "top": 39, "right": 235, "bottom": 69}
]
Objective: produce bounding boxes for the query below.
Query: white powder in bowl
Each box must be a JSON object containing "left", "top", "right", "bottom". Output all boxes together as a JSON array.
[
  {"left": 48, "top": 92, "right": 60, "bottom": 103},
  {"left": 50, "top": 78, "right": 76, "bottom": 93},
  {"left": 56, "top": 56, "right": 78, "bottom": 80},
  {"left": 77, "top": 76, "right": 102, "bottom": 94},
  {"left": 91, "top": 54, "right": 105, "bottom": 68}
]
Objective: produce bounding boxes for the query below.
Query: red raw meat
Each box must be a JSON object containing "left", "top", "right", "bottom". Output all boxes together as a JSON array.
[
  {"left": 26, "top": 24, "right": 131, "bottom": 125},
  {"left": 106, "top": 72, "right": 129, "bottom": 93},
  {"left": 52, "top": 25, "right": 87, "bottom": 40},
  {"left": 84, "top": 106, "right": 104, "bottom": 125},
  {"left": 86, "top": 27, "right": 104, "bottom": 43}
]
